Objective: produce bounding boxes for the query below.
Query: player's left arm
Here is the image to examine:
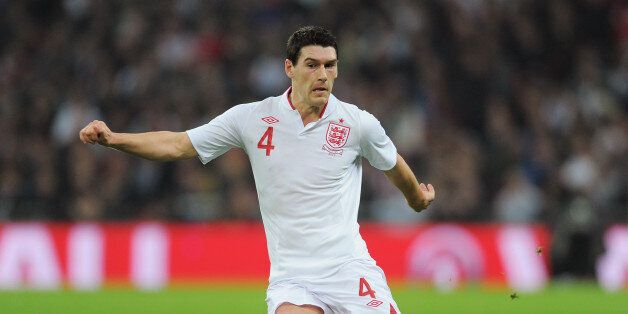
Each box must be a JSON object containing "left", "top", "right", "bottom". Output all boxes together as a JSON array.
[{"left": 384, "top": 154, "right": 435, "bottom": 212}]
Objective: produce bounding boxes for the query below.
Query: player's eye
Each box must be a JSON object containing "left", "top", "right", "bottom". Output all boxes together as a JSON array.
[
  {"left": 307, "top": 63, "right": 316, "bottom": 68},
  {"left": 325, "top": 63, "right": 336, "bottom": 69}
]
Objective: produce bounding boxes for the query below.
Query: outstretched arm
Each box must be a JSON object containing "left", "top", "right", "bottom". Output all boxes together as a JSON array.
[
  {"left": 79, "top": 120, "right": 197, "bottom": 161},
  {"left": 384, "top": 154, "right": 435, "bottom": 212}
]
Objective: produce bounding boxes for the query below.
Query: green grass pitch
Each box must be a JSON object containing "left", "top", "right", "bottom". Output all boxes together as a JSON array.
[{"left": 1, "top": 282, "right": 626, "bottom": 313}]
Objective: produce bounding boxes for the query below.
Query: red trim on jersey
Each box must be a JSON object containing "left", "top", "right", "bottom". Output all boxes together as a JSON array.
[
  {"left": 318, "top": 102, "right": 328, "bottom": 118},
  {"left": 390, "top": 304, "right": 397, "bottom": 314},
  {"left": 286, "top": 86, "right": 329, "bottom": 118},
  {"left": 286, "top": 87, "right": 296, "bottom": 110}
]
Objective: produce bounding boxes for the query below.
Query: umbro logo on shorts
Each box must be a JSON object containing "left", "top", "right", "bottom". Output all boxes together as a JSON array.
[
  {"left": 261, "top": 116, "right": 279, "bottom": 124},
  {"left": 366, "top": 300, "right": 383, "bottom": 308}
]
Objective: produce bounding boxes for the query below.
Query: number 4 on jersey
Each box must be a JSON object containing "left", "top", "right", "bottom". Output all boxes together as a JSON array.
[
  {"left": 257, "top": 127, "right": 275, "bottom": 156},
  {"left": 359, "top": 277, "right": 376, "bottom": 299}
]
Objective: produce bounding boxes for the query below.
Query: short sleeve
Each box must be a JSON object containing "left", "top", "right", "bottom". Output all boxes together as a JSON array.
[
  {"left": 359, "top": 111, "right": 397, "bottom": 171},
  {"left": 186, "top": 105, "right": 248, "bottom": 164}
]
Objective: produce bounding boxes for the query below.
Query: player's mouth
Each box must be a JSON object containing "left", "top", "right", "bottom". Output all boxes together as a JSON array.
[{"left": 312, "top": 87, "right": 328, "bottom": 95}]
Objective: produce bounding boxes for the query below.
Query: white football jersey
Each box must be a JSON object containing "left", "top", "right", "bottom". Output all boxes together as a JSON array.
[{"left": 187, "top": 88, "right": 397, "bottom": 282}]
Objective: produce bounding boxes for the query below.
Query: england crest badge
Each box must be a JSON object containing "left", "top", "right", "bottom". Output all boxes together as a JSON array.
[{"left": 323, "top": 121, "right": 350, "bottom": 155}]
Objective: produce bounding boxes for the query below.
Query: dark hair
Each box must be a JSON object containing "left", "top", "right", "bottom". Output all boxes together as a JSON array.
[{"left": 286, "top": 26, "right": 338, "bottom": 65}]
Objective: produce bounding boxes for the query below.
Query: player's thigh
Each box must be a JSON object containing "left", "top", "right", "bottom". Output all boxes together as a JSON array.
[
  {"left": 276, "top": 303, "right": 324, "bottom": 314},
  {"left": 267, "top": 281, "right": 330, "bottom": 314},
  {"left": 319, "top": 261, "right": 401, "bottom": 313}
]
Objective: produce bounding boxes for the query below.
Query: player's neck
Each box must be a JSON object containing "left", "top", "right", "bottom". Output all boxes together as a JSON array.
[
  {"left": 290, "top": 91, "right": 325, "bottom": 126},
  {"left": 296, "top": 103, "right": 323, "bottom": 125}
]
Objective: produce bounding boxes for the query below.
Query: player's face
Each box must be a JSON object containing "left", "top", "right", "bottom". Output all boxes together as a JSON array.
[{"left": 285, "top": 45, "right": 338, "bottom": 108}]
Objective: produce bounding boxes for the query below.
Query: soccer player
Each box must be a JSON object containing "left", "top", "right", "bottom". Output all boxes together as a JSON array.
[{"left": 79, "top": 26, "right": 435, "bottom": 314}]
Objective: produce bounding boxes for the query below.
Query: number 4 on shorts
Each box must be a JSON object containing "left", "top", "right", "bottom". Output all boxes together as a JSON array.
[{"left": 359, "top": 277, "right": 376, "bottom": 299}]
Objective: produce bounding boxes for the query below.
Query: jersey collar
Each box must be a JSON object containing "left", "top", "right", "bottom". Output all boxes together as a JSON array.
[{"left": 283, "top": 87, "right": 336, "bottom": 120}]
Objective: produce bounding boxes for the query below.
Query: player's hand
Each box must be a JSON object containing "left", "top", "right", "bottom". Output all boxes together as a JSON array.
[
  {"left": 79, "top": 120, "right": 114, "bottom": 146},
  {"left": 410, "top": 183, "right": 435, "bottom": 212}
]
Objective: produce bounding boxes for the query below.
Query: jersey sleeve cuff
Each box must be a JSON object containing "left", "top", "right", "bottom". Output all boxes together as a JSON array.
[{"left": 185, "top": 129, "right": 211, "bottom": 165}]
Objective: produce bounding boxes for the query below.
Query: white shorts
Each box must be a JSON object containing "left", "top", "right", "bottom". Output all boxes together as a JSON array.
[{"left": 266, "top": 260, "right": 400, "bottom": 314}]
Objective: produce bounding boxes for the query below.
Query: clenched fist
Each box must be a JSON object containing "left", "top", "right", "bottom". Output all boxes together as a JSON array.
[
  {"left": 79, "top": 120, "right": 114, "bottom": 146},
  {"left": 411, "top": 183, "right": 435, "bottom": 212}
]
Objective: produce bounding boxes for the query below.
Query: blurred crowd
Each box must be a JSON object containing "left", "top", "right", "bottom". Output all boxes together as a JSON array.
[{"left": 0, "top": 0, "right": 627, "bottom": 273}]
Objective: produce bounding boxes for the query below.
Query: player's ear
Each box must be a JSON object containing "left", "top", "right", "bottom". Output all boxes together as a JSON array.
[{"left": 285, "top": 59, "right": 294, "bottom": 78}]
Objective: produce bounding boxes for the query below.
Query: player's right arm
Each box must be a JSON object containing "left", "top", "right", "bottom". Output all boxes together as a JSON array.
[{"left": 79, "top": 120, "right": 197, "bottom": 161}]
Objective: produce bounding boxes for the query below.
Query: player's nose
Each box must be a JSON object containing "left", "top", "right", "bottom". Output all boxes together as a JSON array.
[{"left": 315, "top": 65, "right": 328, "bottom": 81}]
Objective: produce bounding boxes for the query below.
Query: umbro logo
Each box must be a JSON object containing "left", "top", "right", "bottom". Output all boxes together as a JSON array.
[
  {"left": 262, "top": 116, "right": 279, "bottom": 124},
  {"left": 366, "top": 300, "right": 383, "bottom": 308}
]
